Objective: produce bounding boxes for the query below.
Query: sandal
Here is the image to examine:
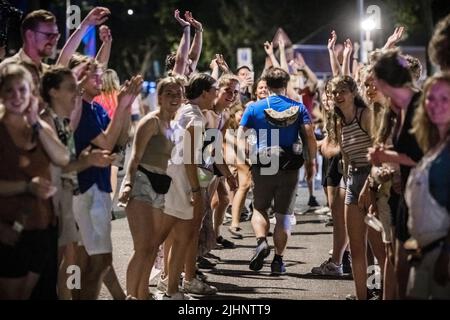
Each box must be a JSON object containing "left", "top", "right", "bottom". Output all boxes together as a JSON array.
[{"left": 228, "top": 226, "right": 243, "bottom": 239}]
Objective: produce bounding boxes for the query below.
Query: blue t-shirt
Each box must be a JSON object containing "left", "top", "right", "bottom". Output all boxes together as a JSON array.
[
  {"left": 74, "top": 100, "right": 112, "bottom": 194},
  {"left": 240, "top": 95, "right": 311, "bottom": 150}
]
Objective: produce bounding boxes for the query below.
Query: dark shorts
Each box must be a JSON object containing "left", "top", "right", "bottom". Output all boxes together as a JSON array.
[
  {"left": 251, "top": 167, "right": 299, "bottom": 215},
  {"left": 0, "top": 228, "right": 53, "bottom": 278},
  {"left": 344, "top": 166, "right": 371, "bottom": 205},
  {"left": 322, "top": 155, "right": 343, "bottom": 188}
]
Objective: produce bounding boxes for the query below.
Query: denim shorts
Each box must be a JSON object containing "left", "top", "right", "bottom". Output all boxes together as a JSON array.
[
  {"left": 344, "top": 166, "right": 371, "bottom": 205},
  {"left": 130, "top": 170, "right": 165, "bottom": 209}
]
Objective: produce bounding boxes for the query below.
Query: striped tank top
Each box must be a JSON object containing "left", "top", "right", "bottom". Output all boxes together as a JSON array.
[{"left": 341, "top": 109, "right": 372, "bottom": 168}]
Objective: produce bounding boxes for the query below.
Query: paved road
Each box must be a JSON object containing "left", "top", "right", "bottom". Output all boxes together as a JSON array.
[{"left": 99, "top": 182, "right": 355, "bottom": 300}]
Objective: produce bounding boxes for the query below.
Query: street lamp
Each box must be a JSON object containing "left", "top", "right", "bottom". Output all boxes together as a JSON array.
[{"left": 361, "top": 5, "right": 381, "bottom": 63}]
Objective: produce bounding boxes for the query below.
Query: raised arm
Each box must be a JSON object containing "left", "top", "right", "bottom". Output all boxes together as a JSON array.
[
  {"left": 172, "top": 9, "right": 191, "bottom": 76},
  {"left": 327, "top": 30, "right": 341, "bottom": 77},
  {"left": 278, "top": 39, "right": 289, "bottom": 72},
  {"left": 264, "top": 41, "right": 280, "bottom": 68},
  {"left": 95, "top": 25, "right": 112, "bottom": 69},
  {"left": 57, "top": 7, "right": 110, "bottom": 67},
  {"left": 342, "top": 38, "right": 353, "bottom": 76},
  {"left": 185, "top": 11, "right": 203, "bottom": 73},
  {"left": 294, "top": 52, "right": 318, "bottom": 92},
  {"left": 383, "top": 26, "right": 405, "bottom": 50},
  {"left": 210, "top": 57, "right": 220, "bottom": 80},
  {"left": 91, "top": 76, "right": 143, "bottom": 151}
]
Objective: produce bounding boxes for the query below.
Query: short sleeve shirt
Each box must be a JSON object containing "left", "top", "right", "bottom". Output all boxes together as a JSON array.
[
  {"left": 74, "top": 100, "right": 112, "bottom": 193},
  {"left": 240, "top": 94, "right": 311, "bottom": 150}
]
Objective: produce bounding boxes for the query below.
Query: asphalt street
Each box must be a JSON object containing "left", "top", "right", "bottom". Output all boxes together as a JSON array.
[{"left": 99, "top": 180, "right": 355, "bottom": 300}]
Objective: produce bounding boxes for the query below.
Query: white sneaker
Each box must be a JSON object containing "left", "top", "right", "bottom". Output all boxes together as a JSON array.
[
  {"left": 314, "top": 207, "right": 331, "bottom": 215},
  {"left": 161, "top": 292, "right": 197, "bottom": 300},
  {"left": 290, "top": 214, "right": 297, "bottom": 226},
  {"left": 183, "top": 278, "right": 218, "bottom": 295},
  {"left": 311, "top": 258, "right": 343, "bottom": 276}
]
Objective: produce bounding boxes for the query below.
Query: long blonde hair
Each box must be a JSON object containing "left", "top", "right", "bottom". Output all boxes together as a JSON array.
[
  {"left": 101, "top": 69, "right": 120, "bottom": 94},
  {"left": 411, "top": 72, "right": 450, "bottom": 152}
]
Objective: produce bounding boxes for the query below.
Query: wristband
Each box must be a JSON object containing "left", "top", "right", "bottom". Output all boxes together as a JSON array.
[{"left": 195, "top": 28, "right": 203, "bottom": 33}]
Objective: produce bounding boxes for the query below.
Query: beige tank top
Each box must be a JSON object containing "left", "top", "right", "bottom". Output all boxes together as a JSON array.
[{"left": 140, "top": 118, "right": 174, "bottom": 172}]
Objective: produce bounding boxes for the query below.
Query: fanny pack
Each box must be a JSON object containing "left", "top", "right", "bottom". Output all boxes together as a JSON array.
[
  {"left": 138, "top": 165, "right": 172, "bottom": 194},
  {"left": 255, "top": 146, "right": 304, "bottom": 171},
  {"left": 264, "top": 105, "right": 299, "bottom": 127}
]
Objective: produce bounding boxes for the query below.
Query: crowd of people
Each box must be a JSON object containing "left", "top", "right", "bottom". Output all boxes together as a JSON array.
[{"left": 0, "top": 5, "right": 449, "bottom": 300}]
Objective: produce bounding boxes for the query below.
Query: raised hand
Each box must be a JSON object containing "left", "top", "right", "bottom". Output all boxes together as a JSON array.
[
  {"left": 210, "top": 58, "right": 218, "bottom": 70},
  {"left": 174, "top": 9, "right": 190, "bottom": 28},
  {"left": 83, "top": 7, "right": 110, "bottom": 27},
  {"left": 99, "top": 25, "right": 112, "bottom": 43},
  {"left": 278, "top": 38, "right": 285, "bottom": 50},
  {"left": 343, "top": 38, "right": 353, "bottom": 57},
  {"left": 327, "top": 30, "right": 337, "bottom": 51},
  {"left": 184, "top": 11, "right": 202, "bottom": 31},
  {"left": 118, "top": 75, "right": 144, "bottom": 110},
  {"left": 216, "top": 54, "right": 230, "bottom": 73},
  {"left": 384, "top": 26, "right": 405, "bottom": 49},
  {"left": 294, "top": 52, "right": 306, "bottom": 68},
  {"left": 264, "top": 41, "right": 274, "bottom": 56}
]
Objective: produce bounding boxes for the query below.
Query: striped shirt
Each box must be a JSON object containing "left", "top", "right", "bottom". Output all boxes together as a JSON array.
[{"left": 341, "top": 110, "right": 372, "bottom": 168}]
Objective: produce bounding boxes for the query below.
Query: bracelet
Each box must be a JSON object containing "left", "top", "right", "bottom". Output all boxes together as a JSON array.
[
  {"left": 195, "top": 28, "right": 203, "bottom": 33},
  {"left": 191, "top": 187, "right": 201, "bottom": 193}
]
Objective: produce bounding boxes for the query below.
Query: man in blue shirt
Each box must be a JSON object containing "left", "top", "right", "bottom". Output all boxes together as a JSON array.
[
  {"left": 70, "top": 55, "right": 142, "bottom": 299},
  {"left": 239, "top": 67, "right": 317, "bottom": 275}
]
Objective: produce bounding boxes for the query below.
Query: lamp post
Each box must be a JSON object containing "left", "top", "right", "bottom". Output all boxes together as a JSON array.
[{"left": 360, "top": 5, "right": 381, "bottom": 64}]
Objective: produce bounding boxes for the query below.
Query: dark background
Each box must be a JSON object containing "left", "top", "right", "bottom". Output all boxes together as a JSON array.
[{"left": 4, "top": 0, "right": 450, "bottom": 80}]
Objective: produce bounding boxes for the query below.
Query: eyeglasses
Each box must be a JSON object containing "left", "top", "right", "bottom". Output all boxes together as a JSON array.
[{"left": 33, "top": 30, "right": 60, "bottom": 41}]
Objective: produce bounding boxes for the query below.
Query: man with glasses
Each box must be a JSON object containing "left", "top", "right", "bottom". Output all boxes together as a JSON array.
[{"left": 0, "top": 10, "right": 58, "bottom": 81}]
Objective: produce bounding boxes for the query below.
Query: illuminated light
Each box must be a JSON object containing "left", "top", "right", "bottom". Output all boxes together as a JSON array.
[
  {"left": 127, "top": 9, "right": 134, "bottom": 15},
  {"left": 361, "top": 17, "right": 376, "bottom": 31}
]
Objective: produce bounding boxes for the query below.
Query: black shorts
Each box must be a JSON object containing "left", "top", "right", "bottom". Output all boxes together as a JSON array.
[
  {"left": 323, "top": 155, "right": 342, "bottom": 188},
  {"left": 0, "top": 228, "right": 53, "bottom": 278}
]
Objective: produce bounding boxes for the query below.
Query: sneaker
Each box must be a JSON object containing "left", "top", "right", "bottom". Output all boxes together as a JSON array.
[
  {"left": 314, "top": 206, "right": 331, "bottom": 215},
  {"left": 342, "top": 251, "right": 352, "bottom": 274},
  {"left": 249, "top": 240, "right": 270, "bottom": 271},
  {"left": 195, "top": 269, "right": 208, "bottom": 281},
  {"left": 217, "top": 236, "right": 235, "bottom": 249},
  {"left": 183, "top": 278, "right": 218, "bottom": 295},
  {"left": 311, "top": 258, "right": 343, "bottom": 276},
  {"left": 197, "top": 256, "right": 216, "bottom": 269},
  {"left": 162, "top": 292, "right": 197, "bottom": 300},
  {"left": 345, "top": 294, "right": 356, "bottom": 300},
  {"left": 290, "top": 214, "right": 297, "bottom": 226},
  {"left": 228, "top": 226, "right": 243, "bottom": 239},
  {"left": 270, "top": 258, "right": 286, "bottom": 275},
  {"left": 308, "top": 196, "right": 320, "bottom": 207}
]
